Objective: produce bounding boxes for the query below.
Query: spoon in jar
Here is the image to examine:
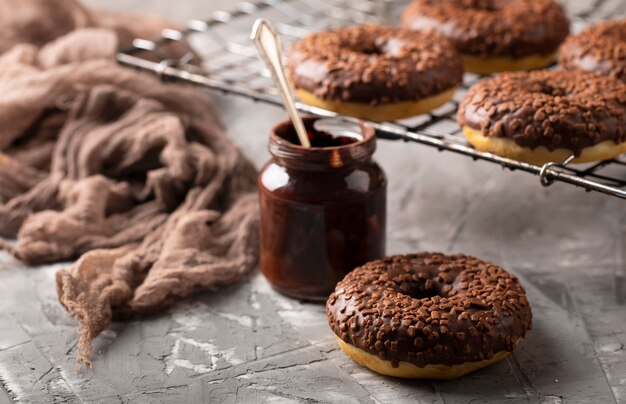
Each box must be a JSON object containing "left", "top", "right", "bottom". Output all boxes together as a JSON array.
[{"left": 251, "top": 19, "right": 311, "bottom": 148}]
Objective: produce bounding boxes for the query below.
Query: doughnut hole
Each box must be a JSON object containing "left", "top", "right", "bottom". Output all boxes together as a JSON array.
[
  {"left": 385, "top": 266, "right": 456, "bottom": 300},
  {"left": 398, "top": 281, "right": 440, "bottom": 300},
  {"left": 341, "top": 38, "right": 405, "bottom": 57},
  {"left": 527, "top": 81, "right": 567, "bottom": 97},
  {"left": 458, "top": 0, "right": 498, "bottom": 11},
  {"left": 358, "top": 43, "right": 384, "bottom": 55}
]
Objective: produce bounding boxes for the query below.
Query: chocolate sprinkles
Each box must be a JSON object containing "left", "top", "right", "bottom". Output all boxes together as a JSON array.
[
  {"left": 326, "top": 253, "right": 532, "bottom": 368},
  {"left": 559, "top": 19, "right": 626, "bottom": 83},
  {"left": 286, "top": 25, "right": 463, "bottom": 105},
  {"left": 457, "top": 70, "right": 626, "bottom": 154},
  {"left": 402, "top": 0, "right": 569, "bottom": 58}
]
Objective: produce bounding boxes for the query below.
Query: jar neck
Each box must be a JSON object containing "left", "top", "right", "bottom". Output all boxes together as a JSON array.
[{"left": 269, "top": 117, "right": 377, "bottom": 171}]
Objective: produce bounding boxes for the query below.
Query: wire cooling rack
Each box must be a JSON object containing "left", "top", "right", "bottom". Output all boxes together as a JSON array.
[{"left": 117, "top": 0, "right": 626, "bottom": 200}]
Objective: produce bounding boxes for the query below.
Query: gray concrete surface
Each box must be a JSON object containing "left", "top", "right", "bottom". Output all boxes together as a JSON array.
[{"left": 2, "top": 0, "right": 626, "bottom": 403}]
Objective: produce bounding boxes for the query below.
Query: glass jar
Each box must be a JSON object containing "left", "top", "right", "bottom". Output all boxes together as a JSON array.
[{"left": 258, "top": 116, "right": 386, "bottom": 301}]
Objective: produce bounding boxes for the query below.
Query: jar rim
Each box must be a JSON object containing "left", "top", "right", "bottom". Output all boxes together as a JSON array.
[
  {"left": 270, "top": 116, "right": 375, "bottom": 150},
  {"left": 269, "top": 116, "right": 377, "bottom": 170}
]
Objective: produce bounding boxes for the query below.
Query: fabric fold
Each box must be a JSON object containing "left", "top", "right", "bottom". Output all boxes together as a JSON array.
[{"left": 0, "top": 0, "right": 260, "bottom": 365}]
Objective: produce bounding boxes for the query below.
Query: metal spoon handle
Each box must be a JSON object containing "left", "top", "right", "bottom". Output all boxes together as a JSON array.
[{"left": 251, "top": 18, "right": 311, "bottom": 148}]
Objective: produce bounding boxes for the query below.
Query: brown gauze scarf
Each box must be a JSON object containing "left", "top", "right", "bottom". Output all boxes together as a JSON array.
[{"left": 0, "top": 0, "right": 259, "bottom": 365}]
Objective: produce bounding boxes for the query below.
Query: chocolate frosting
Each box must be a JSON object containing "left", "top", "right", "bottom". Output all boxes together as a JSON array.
[
  {"left": 326, "top": 253, "right": 532, "bottom": 368},
  {"left": 286, "top": 25, "right": 463, "bottom": 105},
  {"left": 402, "top": 0, "right": 570, "bottom": 58},
  {"left": 457, "top": 70, "right": 626, "bottom": 154},
  {"left": 559, "top": 19, "right": 626, "bottom": 83}
]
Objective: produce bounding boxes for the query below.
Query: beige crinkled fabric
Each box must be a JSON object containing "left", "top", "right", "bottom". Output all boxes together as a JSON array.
[{"left": 0, "top": 0, "right": 260, "bottom": 365}]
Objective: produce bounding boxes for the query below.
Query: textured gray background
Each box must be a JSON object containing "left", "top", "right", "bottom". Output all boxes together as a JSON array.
[{"left": 2, "top": 0, "right": 626, "bottom": 403}]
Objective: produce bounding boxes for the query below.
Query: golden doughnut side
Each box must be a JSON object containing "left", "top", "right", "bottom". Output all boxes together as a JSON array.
[
  {"left": 295, "top": 88, "right": 457, "bottom": 122},
  {"left": 463, "top": 126, "right": 626, "bottom": 165},
  {"left": 335, "top": 335, "right": 521, "bottom": 379},
  {"left": 461, "top": 53, "right": 556, "bottom": 74}
]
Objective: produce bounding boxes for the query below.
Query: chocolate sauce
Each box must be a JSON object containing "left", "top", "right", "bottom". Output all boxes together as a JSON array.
[
  {"left": 279, "top": 121, "right": 359, "bottom": 148},
  {"left": 258, "top": 117, "right": 386, "bottom": 301}
]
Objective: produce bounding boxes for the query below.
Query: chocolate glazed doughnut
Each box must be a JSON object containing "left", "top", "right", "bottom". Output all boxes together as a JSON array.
[
  {"left": 286, "top": 25, "right": 463, "bottom": 122},
  {"left": 402, "top": 0, "right": 570, "bottom": 74},
  {"left": 327, "top": 253, "right": 532, "bottom": 379},
  {"left": 458, "top": 70, "right": 626, "bottom": 165},
  {"left": 559, "top": 19, "right": 626, "bottom": 83}
]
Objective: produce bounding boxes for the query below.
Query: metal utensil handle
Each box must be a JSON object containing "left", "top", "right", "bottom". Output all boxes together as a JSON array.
[{"left": 251, "top": 18, "right": 311, "bottom": 148}]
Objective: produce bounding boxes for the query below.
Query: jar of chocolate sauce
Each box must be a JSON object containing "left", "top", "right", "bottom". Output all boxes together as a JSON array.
[{"left": 259, "top": 116, "right": 386, "bottom": 301}]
